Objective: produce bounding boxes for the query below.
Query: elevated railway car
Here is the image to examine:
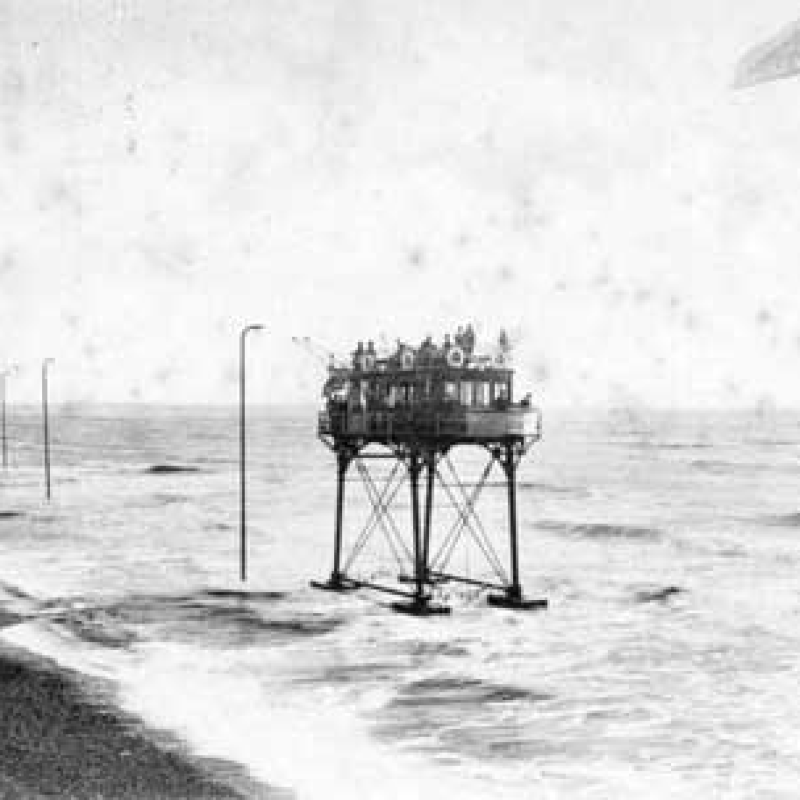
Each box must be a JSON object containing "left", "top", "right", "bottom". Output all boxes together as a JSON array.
[{"left": 313, "top": 328, "right": 546, "bottom": 614}]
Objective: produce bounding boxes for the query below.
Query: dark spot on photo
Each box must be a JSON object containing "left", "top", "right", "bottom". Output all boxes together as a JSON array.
[
  {"left": 407, "top": 246, "right": 426, "bottom": 270},
  {"left": 154, "top": 366, "right": 175, "bottom": 385},
  {"left": 62, "top": 312, "right": 81, "bottom": 330},
  {"left": 0, "top": 250, "right": 16, "bottom": 275},
  {"left": 497, "top": 264, "right": 515, "bottom": 281},
  {"left": 533, "top": 362, "right": 550, "bottom": 383},
  {"left": 756, "top": 308, "right": 772, "bottom": 326}
]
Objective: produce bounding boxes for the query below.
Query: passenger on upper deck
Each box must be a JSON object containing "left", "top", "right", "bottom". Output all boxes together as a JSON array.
[
  {"left": 352, "top": 341, "right": 364, "bottom": 369},
  {"left": 418, "top": 335, "right": 435, "bottom": 366},
  {"left": 464, "top": 323, "right": 476, "bottom": 355},
  {"left": 498, "top": 328, "right": 510, "bottom": 353}
]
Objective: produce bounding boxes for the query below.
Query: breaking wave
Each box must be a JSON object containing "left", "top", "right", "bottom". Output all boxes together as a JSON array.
[
  {"left": 633, "top": 585, "right": 683, "bottom": 604},
  {"left": 689, "top": 459, "right": 777, "bottom": 475},
  {"left": 19, "top": 590, "right": 341, "bottom": 650},
  {"left": 146, "top": 464, "right": 202, "bottom": 475},
  {"left": 372, "top": 674, "right": 552, "bottom": 762},
  {"left": 536, "top": 520, "right": 663, "bottom": 541},
  {"left": 759, "top": 512, "right": 800, "bottom": 528},
  {"left": 518, "top": 481, "right": 589, "bottom": 496}
]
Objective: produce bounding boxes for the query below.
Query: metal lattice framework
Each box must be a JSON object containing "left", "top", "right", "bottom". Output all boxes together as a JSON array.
[
  {"left": 309, "top": 330, "right": 547, "bottom": 614},
  {"left": 312, "top": 434, "right": 547, "bottom": 615}
]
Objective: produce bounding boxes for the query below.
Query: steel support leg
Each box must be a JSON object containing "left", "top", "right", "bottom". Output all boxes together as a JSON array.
[
  {"left": 410, "top": 453, "right": 424, "bottom": 603},
  {"left": 311, "top": 448, "right": 358, "bottom": 592},
  {"left": 488, "top": 442, "right": 547, "bottom": 611},
  {"left": 422, "top": 451, "right": 435, "bottom": 572},
  {"left": 392, "top": 450, "right": 449, "bottom": 615},
  {"left": 507, "top": 443, "right": 521, "bottom": 600}
]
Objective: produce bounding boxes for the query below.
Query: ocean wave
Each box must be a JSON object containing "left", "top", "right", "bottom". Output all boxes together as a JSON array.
[
  {"left": 403, "top": 640, "right": 472, "bottom": 659},
  {"left": 151, "top": 493, "right": 190, "bottom": 506},
  {"left": 624, "top": 441, "right": 713, "bottom": 450},
  {"left": 45, "top": 609, "right": 137, "bottom": 648},
  {"left": 96, "top": 591, "right": 338, "bottom": 646},
  {"left": 689, "top": 459, "right": 776, "bottom": 475},
  {"left": 760, "top": 512, "right": 800, "bottom": 527},
  {"left": 0, "top": 580, "right": 32, "bottom": 600},
  {"left": 146, "top": 464, "right": 202, "bottom": 474},
  {"left": 633, "top": 585, "right": 683, "bottom": 604},
  {"left": 372, "top": 674, "right": 551, "bottom": 763},
  {"left": 0, "top": 609, "right": 24, "bottom": 628},
  {"left": 745, "top": 438, "right": 800, "bottom": 447},
  {"left": 393, "top": 676, "right": 543, "bottom": 708},
  {"left": 518, "top": 481, "right": 589, "bottom": 496},
  {"left": 25, "top": 590, "right": 339, "bottom": 651},
  {"left": 536, "top": 520, "right": 663, "bottom": 541},
  {"left": 310, "top": 662, "right": 401, "bottom": 685}
]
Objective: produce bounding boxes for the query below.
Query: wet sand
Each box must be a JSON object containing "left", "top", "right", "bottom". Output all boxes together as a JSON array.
[{"left": 0, "top": 638, "right": 286, "bottom": 799}]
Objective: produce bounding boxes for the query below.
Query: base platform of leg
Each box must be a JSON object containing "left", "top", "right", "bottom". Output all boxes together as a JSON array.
[
  {"left": 487, "top": 591, "right": 547, "bottom": 610},
  {"left": 390, "top": 598, "right": 451, "bottom": 616},
  {"left": 310, "top": 575, "right": 359, "bottom": 593}
]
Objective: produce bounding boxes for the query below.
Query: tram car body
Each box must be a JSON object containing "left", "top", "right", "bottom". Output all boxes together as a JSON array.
[{"left": 318, "top": 334, "right": 540, "bottom": 445}]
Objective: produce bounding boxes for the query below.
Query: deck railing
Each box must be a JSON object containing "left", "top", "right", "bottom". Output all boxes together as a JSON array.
[{"left": 319, "top": 404, "right": 541, "bottom": 440}]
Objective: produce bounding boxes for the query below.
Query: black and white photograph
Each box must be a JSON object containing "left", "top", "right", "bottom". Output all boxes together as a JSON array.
[{"left": 2, "top": 1, "right": 800, "bottom": 797}]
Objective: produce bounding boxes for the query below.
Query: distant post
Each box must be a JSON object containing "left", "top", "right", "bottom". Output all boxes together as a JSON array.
[
  {"left": 42, "top": 358, "right": 54, "bottom": 501},
  {"left": 239, "top": 324, "right": 264, "bottom": 582}
]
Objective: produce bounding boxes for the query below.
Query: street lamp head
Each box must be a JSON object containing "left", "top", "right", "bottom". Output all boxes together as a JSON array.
[{"left": 241, "top": 323, "right": 265, "bottom": 338}]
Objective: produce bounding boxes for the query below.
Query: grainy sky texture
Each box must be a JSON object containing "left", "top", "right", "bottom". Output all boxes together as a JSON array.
[{"left": 2, "top": 0, "right": 800, "bottom": 406}]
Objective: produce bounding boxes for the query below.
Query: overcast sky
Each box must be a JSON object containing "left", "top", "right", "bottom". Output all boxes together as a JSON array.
[{"left": 2, "top": 0, "right": 800, "bottom": 407}]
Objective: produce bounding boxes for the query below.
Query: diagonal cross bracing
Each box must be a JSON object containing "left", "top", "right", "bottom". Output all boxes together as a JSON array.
[
  {"left": 343, "top": 459, "right": 411, "bottom": 573},
  {"left": 430, "top": 454, "right": 509, "bottom": 583}
]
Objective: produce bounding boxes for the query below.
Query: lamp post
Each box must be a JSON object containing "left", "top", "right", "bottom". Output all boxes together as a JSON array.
[
  {"left": 42, "top": 359, "right": 54, "bottom": 501},
  {"left": 1, "top": 365, "right": 18, "bottom": 470},
  {"left": 239, "top": 324, "right": 263, "bottom": 582}
]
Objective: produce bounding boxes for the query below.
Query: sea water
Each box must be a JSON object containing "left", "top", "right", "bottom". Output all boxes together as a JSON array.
[{"left": 1, "top": 405, "right": 800, "bottom": 798}]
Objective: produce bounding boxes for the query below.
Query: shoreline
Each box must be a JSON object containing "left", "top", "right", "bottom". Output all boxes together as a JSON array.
[{"left": 0, "top": 636, "right": 288, "bottom": 799}]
